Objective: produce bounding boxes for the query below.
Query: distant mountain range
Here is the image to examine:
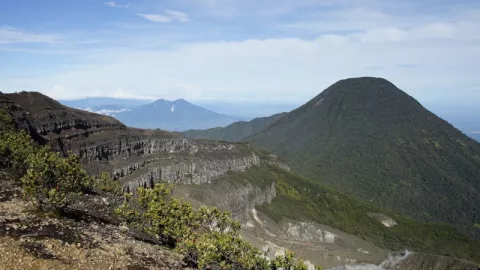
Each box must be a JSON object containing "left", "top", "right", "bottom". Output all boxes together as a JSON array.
[
  {"left": 60, "top": 97, "right": 153, "bottom": 115},
  {"left": 185, "top": 77, "right": 480, "bottom": 237},
  {"left": 113, "top": 98, "right": 242, "bottom": 131},
  {"left": 61, "top": 97, "right": 480, "bottom": 141},
  {"left": 61, "top": 97, "right": 242, "bottom": 131}
]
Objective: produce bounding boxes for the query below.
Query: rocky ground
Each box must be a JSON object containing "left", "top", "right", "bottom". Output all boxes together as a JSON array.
[{"left": 0, "top": 172, "right": 189, "bottom": 270}]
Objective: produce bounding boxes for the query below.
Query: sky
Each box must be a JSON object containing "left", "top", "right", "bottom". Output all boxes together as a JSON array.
[{"left": 1, "top": 0, "right": 480, "bottom": 110}]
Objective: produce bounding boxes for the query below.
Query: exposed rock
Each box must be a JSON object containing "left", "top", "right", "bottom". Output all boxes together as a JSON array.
[
  {"left": 123, "top": 154, "right": 261, "bottom": 192},
  {"left": 284, "top": 222, "right": 337, "bottom": 243},
  {"left": 3, "top": 92, "right": 276, "bottom": 195},
  {"left": 0, "top": 175, "right": 190, "bottom": 270},
  {"left": 214, "top": 181, "right": 276, "bottom": 223},
  {"left": 175, "top": 173, "right": 276, "bottom": 223},
  {"left": 367, "top": 213, "right": 397, "bottom": 227}
]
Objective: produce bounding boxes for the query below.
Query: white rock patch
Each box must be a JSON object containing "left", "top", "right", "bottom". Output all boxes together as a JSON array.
[
  {"left": 357, "top": 248, "right": 370, "bottom": 254},
  {"left": 251, "top": 208, "right": 277, "bottom": 237},
  {"left": 245, "top": 221, "right": 255, "bottom": 228},
  {"left": 285, "top": 222, "right": 336, "bottom": 243},
  {"left": 367, "top": 213, "right": 398, "bottom": 228}
]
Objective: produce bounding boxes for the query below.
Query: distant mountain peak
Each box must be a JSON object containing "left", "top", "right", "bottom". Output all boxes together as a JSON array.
[
  {"left": 339, "top": 76, "right": 392, "bottom": 83},
  {"left": 113, "top": 98, "right": 240, "bottom": 131},
  {"left": 152, "top": 98, "right": 170, "bottom": 105},
  {"left": 323, "top": 77, "right": 401, "bottom": 96}
]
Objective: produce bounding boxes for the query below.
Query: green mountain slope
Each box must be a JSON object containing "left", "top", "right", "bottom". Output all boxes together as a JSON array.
[
  {"left": 247, "top": 77, "right": 480, "bottom": 234},
  {"left": 183, "top": 112, "right": 287, "bottom": 142},
  {"left": 181, "top": 163, "right": 480, "bottom": 263},
  {"left": 254, "top": 164, "right": 480, "bottom": 262}
]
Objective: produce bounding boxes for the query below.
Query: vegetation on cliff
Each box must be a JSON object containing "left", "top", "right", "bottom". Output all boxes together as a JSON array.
[
  {"left": 0, "top": 106, "right": 121, "bottom": 210},
  {"left": 117, "top": 183, "right": 318, "bottom": 269},
  {"left": 0, "top": 130, "right": 93, "bottom": 209},
  {"left": 226, "top": 164, "right": 480, "bottom": 262}
]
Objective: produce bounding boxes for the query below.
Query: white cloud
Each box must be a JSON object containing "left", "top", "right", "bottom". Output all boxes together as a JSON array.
[
  {"left": 0, "top": 25, "right": 59, "bottom": 44},
  {"left": 78, "top": 39, "right": 98, "bottom": 44},
  {"left": 138, "top": 14, "right": 172, "bottom": 23},
  {"left": 165, "top": 10, "right": 190, "bottom": 22},
  {"left": 1, "top": 1, "right": 479, "bottom": 107},
  {"left": 138, "top": 10, "right": 190, "bottom": 23},
  {"left": 105, "top": 1, "right": 130, "bottom": 8},
  {"left": 187, "top": 0, "right": 338, "bottom": 17},
  {"left": 5, "top": 21, "right": 479, "bottom": 103}
]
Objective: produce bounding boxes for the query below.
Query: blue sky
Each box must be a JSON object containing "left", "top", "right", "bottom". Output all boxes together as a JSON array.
[{"left": 1, "top": 0, "right": 480, "bottom": 108}]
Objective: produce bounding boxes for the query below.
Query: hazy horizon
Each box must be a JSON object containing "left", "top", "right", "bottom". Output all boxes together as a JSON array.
[{"left": 1, "top": 0, "right": 479, "bottom": 108}]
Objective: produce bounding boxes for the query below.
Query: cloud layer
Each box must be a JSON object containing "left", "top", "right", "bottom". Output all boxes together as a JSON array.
[
  {"left": 0, "top": 0, "right": 479, "bottom": 107},
  {"left": 0, "top": 26, "right": 58, "bottom": 44},
  {"left": 105, "top": 1, "right": 130, "bottom": 8},
  {"left": 138, "top": 10, "right": 190, "bottom": 23}
]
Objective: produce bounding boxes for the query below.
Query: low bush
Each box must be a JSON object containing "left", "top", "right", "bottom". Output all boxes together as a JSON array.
[
  {"left": 21, "top": 147, "right": 93, "bottom": 209},
  {"left": 0, "top": 130, "right": 94, "bottom": 209},
  {"left": 95, "top": 172, "right": 122, "bottom": 195},
  {"left": 0, "top": 130, "right": 123, "bottom": 210},
  {"left": 0, "top": 108, "right": 14, "bottom": 131},
  {"left": 116, "top": 183, "right": 319, "bottom": 270}
]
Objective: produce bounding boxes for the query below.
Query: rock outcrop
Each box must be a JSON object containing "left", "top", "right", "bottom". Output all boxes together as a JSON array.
[
  {"left": 174, "top": 173, "right": 277, "bottom": 223},
  {"left": 217, "top": 181, "right": 276, "bottom": 222},
  {"left": 3, "top": 91, "right": 275, "bottom": 197},
  {"left": 0, "top": 171, "right": 189, "bottom": 270},
  {"left": 122, "top": 153, "right": 261, "bottom": 192}
]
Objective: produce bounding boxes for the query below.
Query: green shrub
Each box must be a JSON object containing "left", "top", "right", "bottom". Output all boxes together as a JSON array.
[
  {"left": 116, "top": 183, "right": 320, "bottom": 270},
  {"left": 22, "top": 147, "right": 93, "bottom": 209},
  {"left": 0, "top": 131, "right": 36, "bottom": 173},
  {"left": 95, "top": 172, "right": 122, "bottom": 195},
  {"left": 0, "top": 130, "right": 93, "bottom": 209},
  {"left": 271, "top": 251, "right": 309, "bottom": 270},
  {"left": 0, "top": 108, "right": 14, "bottom": 131}
]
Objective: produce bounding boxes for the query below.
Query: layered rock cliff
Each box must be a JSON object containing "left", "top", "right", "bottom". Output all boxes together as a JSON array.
[
  {"left": 173, "top": 169, "right": 277, "bottom": 222},
  {"left": 122, "top": 153, "right": 261, "bottom": 192},
  {"left": 2, "top": 92, "right": 276, "bottom": 198}
]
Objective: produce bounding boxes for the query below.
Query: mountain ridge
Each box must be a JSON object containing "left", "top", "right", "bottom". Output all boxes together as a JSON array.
[
  {"left": 246, "top": 77, "right": 480, "bottom": 236},
  {"left": 183, "top": 112, "right": 287, "bottom": 142},
  {"left": 114, "top": 98, "right": 241, "bottom": 131}
]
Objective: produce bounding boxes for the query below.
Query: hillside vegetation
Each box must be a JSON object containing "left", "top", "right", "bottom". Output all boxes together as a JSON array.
[
  {"left": 247, "top": 77, "right": 480, "bottom": 236},
  {"left": 233, "top": 164, "right": 480, "bottom": 262}
]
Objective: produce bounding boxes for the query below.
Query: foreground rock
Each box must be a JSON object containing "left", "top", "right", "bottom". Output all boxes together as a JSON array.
[{"left": 0, "top": 174, "right": 189, "bottom": 270}]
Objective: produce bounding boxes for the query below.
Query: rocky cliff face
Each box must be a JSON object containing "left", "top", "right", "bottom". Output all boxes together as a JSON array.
[
  {"left": 173, "top": 170, "right": 277, "bottom": 222},
  {"left": 3, "top": 92, "right": 274, "bottom": 198},
  {"left": 216, "top": 180, "right": 276, "bottom": 222},
  {"left": 122, "top": 153, "right": 261, "bottom": 192},
  {"left": 0, "top": 92, "right": 46, "bottom": 144}
]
